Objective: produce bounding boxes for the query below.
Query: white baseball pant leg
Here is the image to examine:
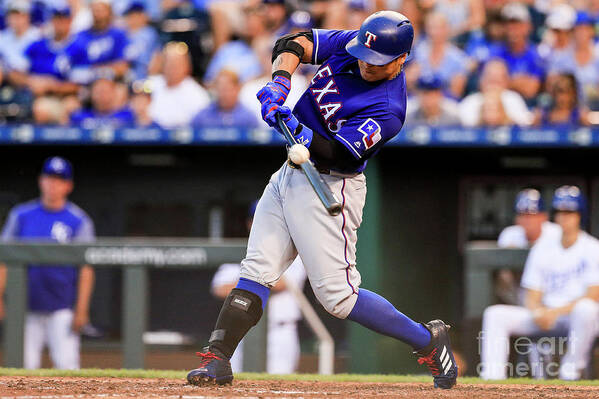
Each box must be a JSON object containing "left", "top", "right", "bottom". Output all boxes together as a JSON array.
[
  {"left": 47, "top": 309, "right": 80, "bottom": 369},
  {"left": 267, "top": 322, "right": 300, "bottom": 374},
  {"left": 480, "top": 305, "right": 541, "bottom": 379},
  {"left": 481, "top": 302, "right": 599, "bottom": 380},
  {"left": 559, "top": 298, "right": 599, "bottom": 380},
  {"left": 240, "top": 163, "right": 365, "bottom": 319},
  {"left": 24, "top": 312, "right": 48, "bottom": 369},
  {"left": 230, "top": 338, "right": 244, "bottom": 373}
]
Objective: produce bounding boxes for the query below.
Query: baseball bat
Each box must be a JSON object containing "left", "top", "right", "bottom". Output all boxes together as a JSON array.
[{"left": 276, "top": 113, "right": 343, "bottom": 217}]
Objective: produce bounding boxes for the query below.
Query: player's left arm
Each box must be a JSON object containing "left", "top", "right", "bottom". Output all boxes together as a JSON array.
[
  {"left": 73, "top": 265, "right": 95, "bottom": 332},
  {"left": 72, "top": 214, "right": 96, "bottom": 332},
  {"left": 271, "top": 33, "right": 314, "bottom": 76}
]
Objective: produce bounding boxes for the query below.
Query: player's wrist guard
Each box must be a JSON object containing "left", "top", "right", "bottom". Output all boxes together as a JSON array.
[{"left": 292, "top": 124, "right": 313, "bottom": 148}]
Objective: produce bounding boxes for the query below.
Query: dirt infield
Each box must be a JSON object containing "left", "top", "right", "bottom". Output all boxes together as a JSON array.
[{"left": 2, "top": 377, "right": 599, "bottom": 399}]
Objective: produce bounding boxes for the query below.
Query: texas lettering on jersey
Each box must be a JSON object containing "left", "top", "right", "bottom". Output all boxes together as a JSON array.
[
  {"left": 309, "top": 65, "right": 344, "bottom": 130},
  {"left": 292, "top": 29, "right": 407, "bottom": 172}
]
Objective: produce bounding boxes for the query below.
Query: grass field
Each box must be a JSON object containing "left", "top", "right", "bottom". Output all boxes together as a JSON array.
[{"left": 2, "top": 368, "right": 599, "bottom": 398}]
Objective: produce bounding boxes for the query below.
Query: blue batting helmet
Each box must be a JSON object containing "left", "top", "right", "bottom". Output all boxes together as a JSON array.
[
  {"left": 552, "top": 185, "right": 586, "bottom": 213},
  {"left": 345, "top": 11, "right": 414, "bottom": 66},
  {"left": 514, "top": 189, "right": 545, "bottom": 214}
]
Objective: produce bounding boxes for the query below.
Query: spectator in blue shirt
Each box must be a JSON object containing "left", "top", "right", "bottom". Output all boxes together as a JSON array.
[
  {"left": 0, "top": 0, "right": 41, "bottom": 79},
  {"left": 407, "top": 12, "right": 469, "bottom": 98},
  {"left": 70, "top": 78, "right": 134, "bottom": 128},
  {"left": 123, "top": 2, "right": 160, "bottom": 81},
  {"left": 537, "top": 4, "right": 575, "bottom": 65},
  {"left": 465, "top": 11, "right": 505, "bottom": 67},
  {"left": 490, "top": 3, "right": 544, "bottom": 103},
  {"left": 534, "top": 73, "right": 589, "bottom": 126},
  {"left": 66, "top": 0, "right": 129, "bottom": 84},
  {"left": 0, "top": 156, "right": 95, "bottom": 369},
  {"left": 551, "top": 12, "right": 599, "bottom": 110},
  {"left": 8, "top": 7, "right": 81, "bottom": 125},
  {"left": 203, "top": 4, "right": 264, "bottom": 84},
  {"left": 192, "top": 69, "right": 258, "bottom": 128}
]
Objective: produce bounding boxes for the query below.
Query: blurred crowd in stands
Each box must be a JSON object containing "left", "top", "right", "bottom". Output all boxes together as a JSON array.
[{"left": 0, "top": 0, "right": 598, "bottom": 129}]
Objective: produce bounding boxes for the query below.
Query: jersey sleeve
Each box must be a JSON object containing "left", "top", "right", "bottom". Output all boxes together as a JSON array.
[
  {"left": 311, "top": 29, "right": 358, "bottom": 65},
  {"left": 1, "top": 208, "right": 20, "bottom": 242},
  {"left": 73, "top": 215, "right": 96, "bottom": 243},
  {"left": 332, "top": 113, "right": 403, "bottom": 160},
  {"left": 497, "top": 225, "right": 526, "bottom": 248},
  {"left": 22, "top": 42, "right": 35, "bottom": 72},
  {"left": 584, "top": 238, "right": 599, "bottom": 287},
  {"left": 521, "top": 244, "right": 544, "bottom": 291}
]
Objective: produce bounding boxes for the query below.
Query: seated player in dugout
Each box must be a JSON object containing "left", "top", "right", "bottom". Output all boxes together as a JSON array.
[
  {"left": 186, "top": 11, "right": 458, "bottom": 389},
  {"left": 495, "top": 188, "right": 562, "bottom": 305},
  {"left": 481, "top": 186, "right": 599, "bottom": 380}
]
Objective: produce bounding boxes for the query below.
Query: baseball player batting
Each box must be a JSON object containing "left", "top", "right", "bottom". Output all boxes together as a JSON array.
[{"left": 187, "top": 11, "right": 458, "bottom": 389}]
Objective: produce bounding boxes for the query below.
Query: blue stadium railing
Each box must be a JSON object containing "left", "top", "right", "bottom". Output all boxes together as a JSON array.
[{"left": 0, "top": 124, "right": 597, "bottom": 146}]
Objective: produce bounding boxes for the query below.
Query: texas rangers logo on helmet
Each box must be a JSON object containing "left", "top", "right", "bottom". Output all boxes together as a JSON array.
[{"left": 364, "top": 31, "right": 377, "bottom": 48}]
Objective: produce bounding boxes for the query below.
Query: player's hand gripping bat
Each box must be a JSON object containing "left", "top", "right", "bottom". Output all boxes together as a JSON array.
[{"left": 275, "top": 112, "right": 343, "bottom": 216}]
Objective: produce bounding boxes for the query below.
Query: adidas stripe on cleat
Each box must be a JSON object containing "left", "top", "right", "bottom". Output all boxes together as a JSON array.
[{"left": 414, "top": 319, "right": 458, "bottom": 389}]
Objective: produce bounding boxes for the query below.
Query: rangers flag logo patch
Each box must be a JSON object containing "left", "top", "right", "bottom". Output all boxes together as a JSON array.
[{"left": 358, "top": 118, "right": 382, "bottom": 149}]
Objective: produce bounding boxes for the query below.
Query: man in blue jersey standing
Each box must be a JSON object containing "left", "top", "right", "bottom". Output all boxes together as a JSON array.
[
  {"left": 0, "top": 157, "right": 95, "bottom": 369},
  {"left": 187, "top": 11, "right": 458, "bottom": 389}
]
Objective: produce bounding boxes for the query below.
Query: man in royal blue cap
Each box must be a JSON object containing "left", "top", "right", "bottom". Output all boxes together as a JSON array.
[
  {"left": 0, "top": 156, "right": 95, "bottom": 369},
  {"left": 498, "top": 188, "right": 561, "bottom": 249}
]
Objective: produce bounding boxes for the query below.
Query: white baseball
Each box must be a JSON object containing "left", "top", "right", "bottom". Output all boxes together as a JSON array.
[{"left": 288, "top": 144, "right": 310, "bottom": 164}]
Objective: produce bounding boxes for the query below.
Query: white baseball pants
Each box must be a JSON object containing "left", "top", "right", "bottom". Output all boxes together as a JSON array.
[
  {"left": 24, "top": 308, "right": 80, "bottom": 369},
  {"left": 240, "top": 163, "right": 365, "bottom": 319},
  {"left": 480, "top": 299, "right": 599, "bottom": 380}
]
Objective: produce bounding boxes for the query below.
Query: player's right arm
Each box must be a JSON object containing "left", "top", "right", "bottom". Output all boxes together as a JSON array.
[
  {"left": 0, "top": 207, "right": 20, "bottom": 320},
  {"left": 520, "top": 243, "right": 552, "bottom": 327},
  {"left": 0, "top": 265, "right": 5, "bottom": 320}
]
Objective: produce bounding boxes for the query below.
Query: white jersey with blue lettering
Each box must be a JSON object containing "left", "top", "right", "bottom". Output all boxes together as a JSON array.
[{"left": 521, "top": 231, "right": 599, "bottom": 308}]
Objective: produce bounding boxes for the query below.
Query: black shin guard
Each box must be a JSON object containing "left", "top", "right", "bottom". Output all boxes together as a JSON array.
[{"left": 208, "top": 288, "right": 263, "bottom": 358}]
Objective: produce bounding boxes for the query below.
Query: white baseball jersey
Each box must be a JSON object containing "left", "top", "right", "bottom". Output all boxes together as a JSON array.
[
  {"left": 521, "top": 231, "right": 599, "bottom": 308},
  {"left": 497, "top": 221, "right": 561, "bottom": 248}
]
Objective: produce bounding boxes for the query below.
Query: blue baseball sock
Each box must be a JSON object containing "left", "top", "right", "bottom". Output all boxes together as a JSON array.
[
  {"left": 236, "top": 278, "right": 270, "bottom": 310},
  {"left": 347, "top": 289, "right": 431, "bottom": 350}
]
